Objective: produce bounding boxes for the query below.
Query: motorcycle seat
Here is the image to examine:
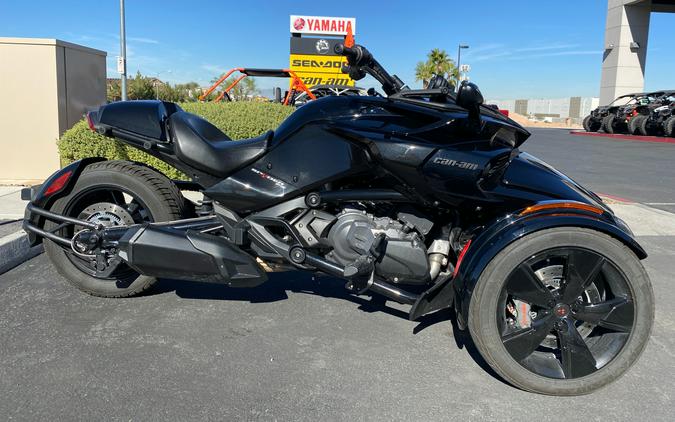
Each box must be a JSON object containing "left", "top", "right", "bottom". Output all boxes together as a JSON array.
[{"left": 169, "top": 111, "right": 271, "bottom": 177}]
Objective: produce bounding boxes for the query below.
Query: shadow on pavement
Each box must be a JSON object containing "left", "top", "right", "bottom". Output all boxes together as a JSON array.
[{"left": 149, "top": 270, "right": 505, "bottom": 384}]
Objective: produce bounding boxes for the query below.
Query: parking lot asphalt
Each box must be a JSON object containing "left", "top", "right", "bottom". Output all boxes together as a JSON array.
[
  {"left": 1, "top": 129, "right": 675, "bottom": 421},
  {"left": 523, "top": 128, "right": 675, "bottom": 213}
]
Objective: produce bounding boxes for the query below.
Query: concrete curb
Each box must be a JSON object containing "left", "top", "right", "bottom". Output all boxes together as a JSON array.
[{"left": 0, "top": 229, "right": 43, "bottom": 275}]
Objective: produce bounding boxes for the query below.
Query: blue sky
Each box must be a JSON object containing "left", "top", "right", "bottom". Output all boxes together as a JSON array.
[{"left": 2, "top": 0, "right": 674, "bottom": 99}]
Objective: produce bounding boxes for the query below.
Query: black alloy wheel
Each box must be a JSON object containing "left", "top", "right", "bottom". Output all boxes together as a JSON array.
[
  {"left": 43, "top": 160, "right": 186, "bottom": 297},
  {"left": 468, "top": 227, "right": 653, "bottom": 395},
  {"left": 64, "top": 186, "right": 154, "bottom": 278},
  {"left": 499, "top": 247, "right": 633, "bottom": 379}
]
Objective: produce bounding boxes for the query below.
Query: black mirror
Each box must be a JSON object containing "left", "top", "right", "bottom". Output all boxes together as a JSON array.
[
  {"left": 456, "top": 81, "right": 484, "bottom": 109},
  {"left": 456, "top": 81, "right": 484, "bottom": 130}
]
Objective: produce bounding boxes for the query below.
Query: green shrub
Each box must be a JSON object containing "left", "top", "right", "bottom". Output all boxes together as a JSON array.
[{"left": 58, "top": 102, "right": 295, "bottom": 180}]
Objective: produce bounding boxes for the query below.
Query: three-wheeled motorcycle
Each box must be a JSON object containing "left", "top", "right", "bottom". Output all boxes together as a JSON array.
[{"left": 23, "top": 42, "right": 654, "bottom": 395}]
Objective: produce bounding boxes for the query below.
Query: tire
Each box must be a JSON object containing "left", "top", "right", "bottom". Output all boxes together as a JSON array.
[
  {"left": 663, "top": 116, "right": 675, "bottom": 137},
  {"left": 638, "top": 115, "right": 653, "bottom": 136},
  {"left": 468, "top": 227, "right": 654, "bottom": 395},
  {"left": 44, "top": 160, "right": 188, "bottom": 298},
  {"left": 582, "top": 115, "right": 600, "bottom": 132},
  {"left": 628, "top": 115, "right": 646, "bottom": 135},
  {"left": 601, "top": 114, "right": 616, "bottom": 134}
]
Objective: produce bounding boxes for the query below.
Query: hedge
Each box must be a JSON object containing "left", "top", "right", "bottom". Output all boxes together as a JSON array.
[{"left": 58, "top": 102, "right": 296, "bottom": 180}]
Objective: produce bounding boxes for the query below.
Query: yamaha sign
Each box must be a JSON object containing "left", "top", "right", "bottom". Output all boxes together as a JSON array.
[{"left": 290, "top": 15, "right": 356, "bottom": 35}]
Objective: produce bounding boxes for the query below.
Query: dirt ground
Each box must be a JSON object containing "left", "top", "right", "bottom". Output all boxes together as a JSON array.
[{"left": 507, "top": 112, "right": 582, "bottom": 129}]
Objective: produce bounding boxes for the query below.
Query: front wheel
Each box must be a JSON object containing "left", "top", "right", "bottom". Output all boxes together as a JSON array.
[
  {"left": 44, "top": 161, "right": 188, "bottom": 297},
  {"left": 582, "top": 115, "right": 601, "bottom": 132},
  {"left": 468, "top": 227, "right": 654, "bottom": 395}
]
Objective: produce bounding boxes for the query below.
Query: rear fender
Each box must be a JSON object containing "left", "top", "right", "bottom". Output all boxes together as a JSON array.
[
  {"left": 410, "top": 207, "right": 646, "bottom": 323},
  {"left": 22, "top": 157, "right": 106, "bottom": 245}
]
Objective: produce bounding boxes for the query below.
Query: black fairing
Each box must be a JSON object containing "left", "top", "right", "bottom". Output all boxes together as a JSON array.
[{"left": 201, "top": 95, "right": 608, "bottom": 216}]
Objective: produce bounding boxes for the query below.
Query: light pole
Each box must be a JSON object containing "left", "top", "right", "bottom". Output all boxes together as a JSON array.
[
  {"left": 456, "top": 44, "right": 469, "bottom": 91},
  {"left": 119, "top": 0, "right": 127, "bottom": 100},
  {"left": 155, "top": 70, "right": 172, "bottom": 100}
]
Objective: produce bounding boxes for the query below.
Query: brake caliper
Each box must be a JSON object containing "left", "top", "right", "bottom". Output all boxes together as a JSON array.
[{"left": 507, "top": 299, "right": 532, "bottom": 329}]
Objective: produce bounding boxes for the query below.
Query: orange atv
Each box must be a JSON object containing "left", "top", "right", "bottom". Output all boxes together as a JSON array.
[{"left": 199, "top": 68, "right": 316, "bottom": 106}]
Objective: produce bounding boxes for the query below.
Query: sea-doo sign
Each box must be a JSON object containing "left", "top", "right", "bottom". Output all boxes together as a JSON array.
[{"left": 290, "top": 15, "right": 356, "bottom": 35}]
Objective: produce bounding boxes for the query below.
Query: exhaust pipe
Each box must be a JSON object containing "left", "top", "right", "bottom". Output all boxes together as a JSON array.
[
  {"left": 368, "top": 279, "right": 418, "bottom": 305},
  {"left": 117, "top": 225, "right": 267, "bottom": 287}
]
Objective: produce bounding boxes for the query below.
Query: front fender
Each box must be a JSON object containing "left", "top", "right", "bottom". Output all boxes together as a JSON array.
[
  {"left": 22, "top": 157, "right": 106, "bottom": 245},
  {"left": 410, "top": 206, "right": 646, "bottom": 322}
]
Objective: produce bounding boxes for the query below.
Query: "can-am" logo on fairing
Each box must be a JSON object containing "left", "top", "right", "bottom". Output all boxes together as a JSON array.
[{"left": 433, "top": 157, "right": 479, "bottom": 171}]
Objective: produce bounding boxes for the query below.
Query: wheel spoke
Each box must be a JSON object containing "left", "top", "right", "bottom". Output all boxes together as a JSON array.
[
  {"left": 573, "top": 297, "right": 634, "bottom": 333},
  {"left": 109, "top": 190, "right": 126, "bottom": 206},
  {"left": 558, "top": 318, "right": 597, "bottom": 378},
  {"left": 562, "top": 250, "right": 605, "bottom": 304},
  {"left": 502, "top": 313, "right": 556, "bottom": 361},
  {"left": 505, "top": 263, "right": 554, "bottom": 308}
]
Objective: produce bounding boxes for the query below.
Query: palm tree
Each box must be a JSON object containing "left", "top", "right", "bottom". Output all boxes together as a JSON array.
[
  {"left": 415, "top": 48, "right": 458, "bottom": 88},
  {"left": 415, "top": 61, "right": 434, "bottom": 89}
]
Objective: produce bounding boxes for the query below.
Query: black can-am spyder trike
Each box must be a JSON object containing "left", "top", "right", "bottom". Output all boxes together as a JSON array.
[{"left": 23, "top": 42, "right": 654, "bottom": 396}]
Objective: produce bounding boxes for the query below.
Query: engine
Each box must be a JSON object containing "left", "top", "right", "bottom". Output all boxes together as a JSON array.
[{"left": 324, "top": 209, "right": 430, "bottom": 284}]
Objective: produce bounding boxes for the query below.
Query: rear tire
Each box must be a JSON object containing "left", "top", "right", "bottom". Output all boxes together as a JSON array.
[
  {"left": 601, "top": 114, "right": 616, "bottom": 134},
  {"left": 44, "top": 160, "right": 188, "bottom": 298},
  {"left": 628, "top": 115, "right": 646, "bottom": 135},
  {"left": 663, "top": 116, "right": 675, "bottom": 137},
  {"left": 468, "top": 227, "right": 654, "bottom": 395}
]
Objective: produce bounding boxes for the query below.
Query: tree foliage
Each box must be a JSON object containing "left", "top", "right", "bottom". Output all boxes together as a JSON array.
[
  {"left": 414, "top": 48, "right": 459, "bottom": 88},
  {"left": 107, "top": 72, "right": 203, "bottom": 102},
  {"left": 209, "top": 75, "right": 259, "bottom": 101}
]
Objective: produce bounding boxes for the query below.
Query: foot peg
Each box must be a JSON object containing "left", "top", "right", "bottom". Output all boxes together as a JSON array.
[{"left": 343, "top": 255, "right": 374, "bottom": 278}]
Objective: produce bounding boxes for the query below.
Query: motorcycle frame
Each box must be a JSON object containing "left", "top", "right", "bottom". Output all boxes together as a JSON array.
[{"left": 23, "top": 158, "right": 645, "bottom": 323}]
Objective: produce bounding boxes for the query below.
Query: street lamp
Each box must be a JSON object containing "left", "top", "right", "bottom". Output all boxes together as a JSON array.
[
  {"left": 154, "top": 70, "right": 172, "bottom": 100},
  {"left": 119, "top": 0, "right": 127, "bottom": 100},
  {"left": 456, "top": 44, "right": 469, "bottom": 91}
]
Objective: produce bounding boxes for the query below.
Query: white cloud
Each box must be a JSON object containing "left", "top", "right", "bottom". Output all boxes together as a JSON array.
[{"left": 127, "top": 36, "right": 160, "bottom": 44}]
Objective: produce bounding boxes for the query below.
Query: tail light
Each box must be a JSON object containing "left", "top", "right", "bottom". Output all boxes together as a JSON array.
[
  {"left": 86, "top": 112, "right": 96, "bottom": 132},
  {"left": 43, "top": 170, "right": 73, "bottom": 197}
]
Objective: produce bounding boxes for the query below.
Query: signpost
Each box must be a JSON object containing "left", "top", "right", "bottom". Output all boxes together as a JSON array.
[{"left": 289, "top": 15, "right": 356, "bottom": 88}]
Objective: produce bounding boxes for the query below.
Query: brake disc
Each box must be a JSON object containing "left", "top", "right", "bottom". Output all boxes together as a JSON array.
[{"left": 77, "top": 202, "right": 135, "bottom": 227}]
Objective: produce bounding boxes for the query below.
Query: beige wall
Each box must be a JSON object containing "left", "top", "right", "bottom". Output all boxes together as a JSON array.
[{"left": 0, "top": 38, "right": 106, "bottom": 184}]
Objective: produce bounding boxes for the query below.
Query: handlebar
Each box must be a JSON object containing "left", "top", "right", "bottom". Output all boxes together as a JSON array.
[{"left": 334, "top": 43, "right": 404, "bottom": 95}]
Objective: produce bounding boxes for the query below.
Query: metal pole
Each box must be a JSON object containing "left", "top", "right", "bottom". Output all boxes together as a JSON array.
[
  {"left": 456, "top": 45, "right": 461, "bottom": 89},
  {"left": 119, "top": 0, "right": 127, "bottom": 101}
]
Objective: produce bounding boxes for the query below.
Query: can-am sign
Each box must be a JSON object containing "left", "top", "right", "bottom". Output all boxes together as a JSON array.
[{"left": 290, "top": 15, "right": 356, "bottom": 35}]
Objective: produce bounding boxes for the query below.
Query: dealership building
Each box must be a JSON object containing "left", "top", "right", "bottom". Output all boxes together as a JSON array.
[{"left": 486, "top": 97, "right": 600, "bottom": 122}]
